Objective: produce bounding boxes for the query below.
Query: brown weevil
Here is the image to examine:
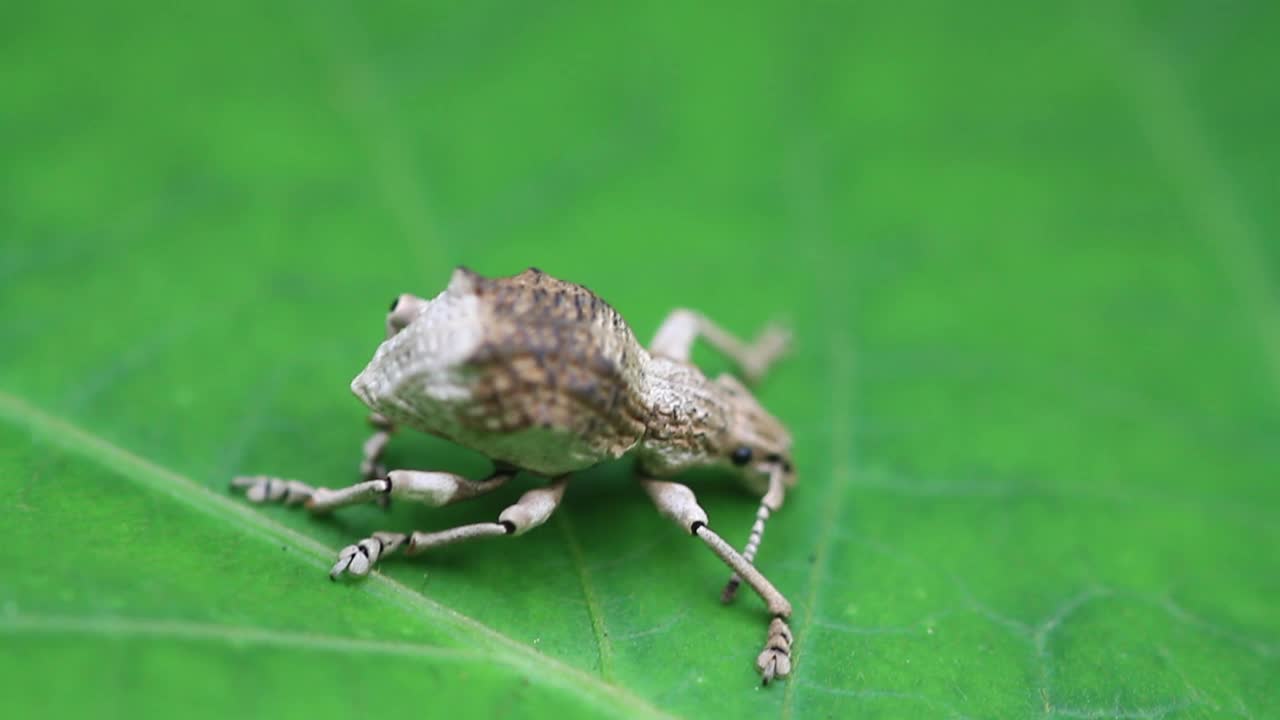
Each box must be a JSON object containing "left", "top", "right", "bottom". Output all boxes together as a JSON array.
[{"left": 233, "top": 267, "right": 797, "bottom": 682}]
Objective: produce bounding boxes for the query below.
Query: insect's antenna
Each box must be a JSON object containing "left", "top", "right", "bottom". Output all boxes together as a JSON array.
[{"left": 721, "top": 466, "right": 787, "bottom": 604}]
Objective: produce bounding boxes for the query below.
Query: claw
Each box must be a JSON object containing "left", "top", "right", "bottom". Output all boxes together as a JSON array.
[
  {"left": 328, "top": 533, "right": 405, "bottom": 580},
  {"left": 756, "top": 616, "right": 794, "bottom": 684},
  {"left": 721, "top": 575, "right": 742, "bottom": 604},
  {"left": 757, "top": 647, "right": 792, "bottom": 684},
  {"left": 330, "top": 539, "right": 375, "bottom": 579},
  {"left": 743, "top": 324, "right": 792, "bottom": 383},
  {"left": 329, "top": 544, "right": 370, "bottom": 579}
]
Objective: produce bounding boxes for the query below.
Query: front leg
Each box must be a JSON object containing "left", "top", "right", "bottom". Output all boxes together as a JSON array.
[
  {"left": 641, "top": 477, "right": 794, "bottom": 683},
  {"left": 722, "top": 466, "right": 788, "bottom": 603}
]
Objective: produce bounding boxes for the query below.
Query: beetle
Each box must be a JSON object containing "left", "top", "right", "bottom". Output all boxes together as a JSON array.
[{"left": 233, "top": 267, "right": 797, "bottom": 682}]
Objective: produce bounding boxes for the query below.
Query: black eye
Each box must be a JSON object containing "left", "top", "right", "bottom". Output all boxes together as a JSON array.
[
  {"left": 388, "top": 296, "right": 401, "bottom": 312},
  {"left": 731, "top": 446, "right": 753, "bottom": 466}
]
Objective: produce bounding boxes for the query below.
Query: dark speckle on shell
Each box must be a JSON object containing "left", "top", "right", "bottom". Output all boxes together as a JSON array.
[{"left": 456, "top": 269, "right": 650, "bottom": 458}]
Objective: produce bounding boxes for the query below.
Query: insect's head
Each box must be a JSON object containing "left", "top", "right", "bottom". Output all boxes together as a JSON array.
[{"left": 714, "top": 374, "right": 796, "bottom": 494}]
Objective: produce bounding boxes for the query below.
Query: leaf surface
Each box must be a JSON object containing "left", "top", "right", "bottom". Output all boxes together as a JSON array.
[{"left": 3, "top": 1, "right": 1278, "bottom": 718}]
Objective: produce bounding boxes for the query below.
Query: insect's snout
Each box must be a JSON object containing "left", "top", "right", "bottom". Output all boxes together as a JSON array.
[{"left": 764, "top": 452, "right": 796, "bottom": 490}]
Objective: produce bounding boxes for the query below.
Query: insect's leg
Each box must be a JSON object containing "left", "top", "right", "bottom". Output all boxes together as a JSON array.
[
  {"left": 360, "top": 412, "right": 394, "bottom": 485},
  {"left": 355, "top": 291, "right": 429, "bottom": 497},
  {"left": 233, "top": 412, "right": 402, "bottom": 509},
  {"left": 232, "top": 465, "right": 515, "bottom": 514},
  {"left": 641, "top": 477, "right": 794, "bottom": 683},
  {"left": 386, "top": 293, "right": 429, "bottom": 338},
  {"left": 358, "top": 291, "right": 429, "bottom": 483},
  {"left": 649, "top": 309, "right": 790, "bottom": 383},
  {"left": 723, "top": 469, "right": 787, "bottom": 603},
  {"left": 329, "top": 476, "right": 569, "bottom": 579}
]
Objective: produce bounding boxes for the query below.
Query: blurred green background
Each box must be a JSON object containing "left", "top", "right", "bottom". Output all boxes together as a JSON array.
[{"left": 3, "top": 1, "right": 1278, "bottom": 718}]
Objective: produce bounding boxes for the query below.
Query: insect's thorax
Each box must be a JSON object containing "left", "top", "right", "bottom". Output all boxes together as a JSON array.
[{"left": 631, "top": 356, "right": 733, "bottom": 475}]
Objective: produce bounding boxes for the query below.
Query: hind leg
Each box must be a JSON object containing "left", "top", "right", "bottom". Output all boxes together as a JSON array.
[
  {"left": 234, "top": 465, "right": 517, "bottom": 579},
  {"left": 329, "top": 476, "right": 569, "bottom": 578},
  {"left": 232, "top": 464, "right": 514, "bottom": 513},
  {"left": 650, "top": 309, "right": 790, "bottom": 383}
]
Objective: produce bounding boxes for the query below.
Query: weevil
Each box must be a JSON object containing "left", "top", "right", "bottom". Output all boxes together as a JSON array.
[{"left": 233, "top": 267, "right": 797, "bottom": 682}]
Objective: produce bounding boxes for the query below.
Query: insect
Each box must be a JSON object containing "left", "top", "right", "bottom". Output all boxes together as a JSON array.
[{"left": 233, "top": 267, "right": 797, "bottom": 682}]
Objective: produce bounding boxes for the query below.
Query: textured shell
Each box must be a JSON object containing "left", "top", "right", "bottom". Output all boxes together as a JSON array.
[{"left": 351, "top": 268, "right": 651, "bottom": 475}]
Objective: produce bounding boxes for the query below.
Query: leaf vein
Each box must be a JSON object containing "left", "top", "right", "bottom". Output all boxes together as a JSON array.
[
  {"left": 0, "top": 612, "right": 485, "bottom": 662},
  {"left": 0, "top": 389, "right": 672, "bottom": 720},
  {"left": 555, "top": 511, "right": 617, "bottom": 681}
]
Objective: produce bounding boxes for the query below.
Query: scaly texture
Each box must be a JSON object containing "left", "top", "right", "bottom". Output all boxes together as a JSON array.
[{"left": 456, "top": 268, "right": 651, "bottom": 463}]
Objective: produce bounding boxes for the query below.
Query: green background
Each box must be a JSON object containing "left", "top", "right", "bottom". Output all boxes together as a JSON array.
[{"left": 3, "top": 1, "right": 1278, "bottom": 718}]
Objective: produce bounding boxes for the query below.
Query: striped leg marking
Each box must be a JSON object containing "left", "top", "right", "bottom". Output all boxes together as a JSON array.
[
  {"left": 722, "top": 503, "right": 773, "bottom": 603},
  {"left": 722, "top": 469, "right": 787, "bottom": 604},
  {"left": 328, "top": 477, "right": 568, "bottom": 580},
  {"left": 231, "top": 475, "right": 315, "bottom": 505}
]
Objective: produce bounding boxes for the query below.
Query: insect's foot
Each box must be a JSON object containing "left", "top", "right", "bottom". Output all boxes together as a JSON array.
[
  {"left": 721, "top": 575, "right": 742, "bottom": 604},
  {"left": 743, "top": 324, "right": 793, "bottom": 382},
  {"left": 231, "top": 475, "right": 313, "bottom": 505},
  {"left": 328, "top": 532, "right": 406, "bottom": 580},
  {"left": 756, "top": 616, "right": 794, "bottom": 684}
]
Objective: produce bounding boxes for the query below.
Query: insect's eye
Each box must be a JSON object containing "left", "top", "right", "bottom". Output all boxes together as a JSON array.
[{"left": 731, "top": 446, "right": 753, "bottom": 466}]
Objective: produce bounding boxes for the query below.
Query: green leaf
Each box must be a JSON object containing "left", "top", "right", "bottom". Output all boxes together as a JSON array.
[{"left": 4, "top": 1, "right": 1278, "bottom": 718}]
